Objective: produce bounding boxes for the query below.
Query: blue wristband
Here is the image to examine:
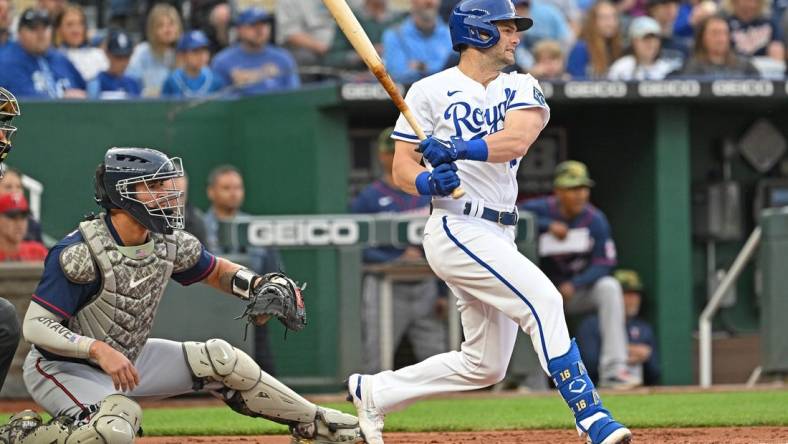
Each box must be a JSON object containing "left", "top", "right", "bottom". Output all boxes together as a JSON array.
[
  {"left": 415, "top": 171, "right": 433, "bottom": 196},
  {"left": 456, "top": 138, "right": 488, "bottom": 161}
]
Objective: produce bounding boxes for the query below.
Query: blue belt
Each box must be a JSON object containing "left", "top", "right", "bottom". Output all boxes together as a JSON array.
[{"left": 463, "top": 202, "right": 519, "bottom": 226}]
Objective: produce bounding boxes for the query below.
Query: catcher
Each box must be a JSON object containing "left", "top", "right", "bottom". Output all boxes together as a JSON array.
[{"left": 0, "top": 147, "right": 362, "bottom": 444}]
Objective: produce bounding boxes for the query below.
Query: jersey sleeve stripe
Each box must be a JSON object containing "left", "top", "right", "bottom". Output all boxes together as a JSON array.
[
  {"left": 31, "top": 294, "right": 71, "bottom": 319},
  {"left": 179, "top": 253, "right": 217, "bottom": 286},
  {"left": 507, "top": 102, "right": 540, "bottom": 109},
  {"left": 392, "top": 131, "right": 420, "bottom": 141}
]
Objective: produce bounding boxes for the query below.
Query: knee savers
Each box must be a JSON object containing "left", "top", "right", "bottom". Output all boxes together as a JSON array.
[{"left": 182, "top": 339, "right": 317, "bottom": 424}]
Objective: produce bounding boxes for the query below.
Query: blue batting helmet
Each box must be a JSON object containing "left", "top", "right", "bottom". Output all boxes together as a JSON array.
[{"left": 449, "top": 0, "right": 533, "bottom": 51}]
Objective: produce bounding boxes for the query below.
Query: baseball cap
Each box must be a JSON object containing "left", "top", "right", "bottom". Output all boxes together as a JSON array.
[
  {"left": 614, "top": 269, "right": 644, "bottom": 293},
  {"left": 629, "top": 16, "right": 661, "bottom": 39},
  {"left": 107, "top": 30, "right": 134, "bottom": 57},
  {"left": 234, "top": 7, "right": 272, "bottom": 26},
  {"left": 177, "top": 30, "right": 210, "bottom": 52},
  {"left": 18, "top": 8, "right": 51, "bottom": 29},
  {"left": 0, "top": 193, "right": 29, "bottom": 216},
  {"left": 553, "top": 160, "right": 595, "bottom": 189},
  {"left": 377, "top": 127, "right": 395, "bottom": 153}
]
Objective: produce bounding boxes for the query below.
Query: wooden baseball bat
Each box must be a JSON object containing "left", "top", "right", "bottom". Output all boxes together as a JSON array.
[{"left": 323, "top": 0, "right": 464, "bottom": 199}]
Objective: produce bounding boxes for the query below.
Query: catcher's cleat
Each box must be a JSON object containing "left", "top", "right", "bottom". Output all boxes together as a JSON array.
[
  {"left": 0, "top": 410, "right": 43, "bottom": 444},
  {"left": 583, "top": 417, "right": 632, "bottom": 444},
  {"left": 347, "top": 374, "right": 385, "bottom": 444},
  {"left": 289, "top": 407, "right": 364, "bottom": 444}
]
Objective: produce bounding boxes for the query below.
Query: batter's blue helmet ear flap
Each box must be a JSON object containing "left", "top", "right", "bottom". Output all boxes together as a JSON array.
[{"left": 450, "top": 0, "right": 534, "bottom": 51}]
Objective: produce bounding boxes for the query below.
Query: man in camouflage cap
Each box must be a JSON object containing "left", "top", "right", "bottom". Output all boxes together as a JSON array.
[{"left": 521, "top": 160, "right": 637, "bottom": 389}]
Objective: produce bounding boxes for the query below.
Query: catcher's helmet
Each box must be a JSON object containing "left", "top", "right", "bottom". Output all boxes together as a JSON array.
[
  {"left": 0, "top": 87, "right": 21, "bottom": 177},
  {"left": 449, "top": 0, "right": 533, "bottom": 51},
  {"left": 95, "top": 147, "right": 185, "bottom": 234}
]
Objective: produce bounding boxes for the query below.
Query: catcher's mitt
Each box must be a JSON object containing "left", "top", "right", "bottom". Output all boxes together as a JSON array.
[{"left": 238, "top": 272, "right": 307, "bottom": 332}]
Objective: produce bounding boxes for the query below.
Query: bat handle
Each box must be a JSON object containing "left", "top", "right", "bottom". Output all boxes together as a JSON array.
[{"left": 451, "top": 187, "right": 465, "bottom": 199}]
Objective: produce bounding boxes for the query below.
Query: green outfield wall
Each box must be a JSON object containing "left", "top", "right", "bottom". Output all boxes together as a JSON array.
[{"left": 10, "top": 81, "right": 788, "bottom": 388}]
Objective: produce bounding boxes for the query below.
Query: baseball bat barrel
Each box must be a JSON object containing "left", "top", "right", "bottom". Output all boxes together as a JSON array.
[{"left": 322, "top": 0, "right": 464, "bottom": 199}]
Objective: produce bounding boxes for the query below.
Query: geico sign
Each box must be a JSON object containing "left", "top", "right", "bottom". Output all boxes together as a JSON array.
[
  {"left": 638, "top": 80, "right": 700, "bottom": 97},
  {"left": 564, "top": 81, "right": 627, "bottom": 98},
  {"left": 248, "top": 220, "right": 359, "bottom": 246},
  {"left": 711, "top": 80, "right": 773, "bottom": 96}
]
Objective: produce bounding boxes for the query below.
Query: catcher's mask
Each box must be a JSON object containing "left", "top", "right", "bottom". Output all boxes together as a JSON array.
[
  {"left": 0, "top": 87, "right": 21, "bottom": 178},
  {"left": 95, "top": 147, "right": 185, "bottom": 234}
]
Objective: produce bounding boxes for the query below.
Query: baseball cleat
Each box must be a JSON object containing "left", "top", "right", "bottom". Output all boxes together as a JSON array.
[
  {"left": 346, "top": 374, "right": 385, "bottom": 444},
  {"left": 584, "top": 416, "right": 632, "bottom": 444}
]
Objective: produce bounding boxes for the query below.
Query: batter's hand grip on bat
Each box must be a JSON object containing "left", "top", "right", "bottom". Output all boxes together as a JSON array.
[{"left": 322, "top": 0, "right": 465, "bottom": 199}]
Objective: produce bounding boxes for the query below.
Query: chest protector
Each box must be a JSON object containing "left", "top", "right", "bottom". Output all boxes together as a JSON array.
[{"left": 64, "top": 217, "right": 177, "bottom": 363}]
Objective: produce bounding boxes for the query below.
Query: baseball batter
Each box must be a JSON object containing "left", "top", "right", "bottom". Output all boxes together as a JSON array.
[
  {"left": 0, "top": 147, "right": 362, "bottom": 444},
  {"left": 346, "top": 1, "right": 632, "bottom": 444}
]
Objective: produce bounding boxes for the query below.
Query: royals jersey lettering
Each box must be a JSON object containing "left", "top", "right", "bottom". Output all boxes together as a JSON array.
[{"left": 391, "top": 67, "right": 550, "bottom": 207}]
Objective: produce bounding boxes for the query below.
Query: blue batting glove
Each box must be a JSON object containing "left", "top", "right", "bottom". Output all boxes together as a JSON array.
[
  {"left": 415, "top": 163, "right": 461, "bottom": 196},
  {"left": 417, "top": 136, "right": 488, "bottom": 167}
]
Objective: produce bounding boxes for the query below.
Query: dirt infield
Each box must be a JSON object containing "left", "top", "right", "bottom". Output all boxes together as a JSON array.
[{"left": 138, "top": 427, "right": 788, "bottom": 444}]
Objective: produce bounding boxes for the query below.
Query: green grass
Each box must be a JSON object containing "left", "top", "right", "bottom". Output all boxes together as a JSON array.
[{"left": 4, "top": 391, "right": 788, "bottom": 436}]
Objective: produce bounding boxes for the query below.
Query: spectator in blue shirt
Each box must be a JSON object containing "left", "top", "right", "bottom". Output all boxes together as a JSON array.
[
  {"left": 126, "top": 3, "right": 181, "bottom": 97},
  {"left": 520, "top": 161, "right": 636, "bottom": 389},
  {"left": 383, "top": 0, "right": 452, "bottom": 84},
  {"left": 577, "top": 269, "right": 661, "bottom": 386},
  {"left": 0, "top": 0, "right": 12, "bottom": 51},
  {"left": 350, "top": 127, "right": 447, "bottom": 373},
  {"left": 87, "top": 30, "right": 141, "bottom": 99},
  {"left": 514, "top": 0, "right": 574, "bottom": 52},
  {"left": 162, "top": 30, "right": 224, "bottom": 98},
  {"left": 0, "top": 8, "right": 85, "bottom": 99},
  {"left": 212, "top": 8, "right": 300, "bottom": 96}
]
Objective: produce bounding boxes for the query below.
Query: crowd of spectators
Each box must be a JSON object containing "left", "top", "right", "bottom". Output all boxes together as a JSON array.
[{"left": 0, "top": 0, "right": 786, "bottom": 99}]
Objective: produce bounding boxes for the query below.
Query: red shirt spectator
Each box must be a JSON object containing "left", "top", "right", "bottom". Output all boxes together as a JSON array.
[{"left": 0, "top": 193, "right": 47, "bottom": 262}]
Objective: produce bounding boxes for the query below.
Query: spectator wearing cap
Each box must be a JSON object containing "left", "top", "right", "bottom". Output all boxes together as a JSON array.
[
  {"left": 350, "top": 127, "right": 447, "bottom": 373},
  {"left": 577, "top": 269, "right": 661, "bottom": 386},
  {"left": 53, "top": 4, "right": 108, "bottom": 82},
  {"left": 276, "top": 0, "right": 363, "bottom": 67},
  {"left": 723, "top": 0, "right": 785, "bottom": 64},
  {"left": 681, "top": 15, "right": 760, "bottom": 77},
  {"left": 520, "top": 161, "right": 635, "bottom": 389},
  {"left": 512, "top": 0, "right": 573, "bottom": 71},
  {"left": 0, "top": 167, "right": 43, "bottom": 242},
  {"left": 162, "top": 30, "right": 224, "bottom": 98},
  {"left": 608, "top": 16, "right": 680, "bottom": 79},
  {"left": 325, "top": 0, "right": 404, "bottom": 70},
  {"left": 383, "top": 0, "right": 452, "bottom": 84},
  {"left": 126, "top": 3, "right": 182, "bottom": 97},
  {"left": 0, "top": 193, "right": 47, "bottom": 262},
  {"left": 567, "top": 0, "right": 623, "bottom": 78},
  {"left": 528, "top": 39, "right": 571, "bottom": 80},
  {"left": 647, "top": 0, "right": 691, "bottom": 67},
  {"left": 0, "top": 8, "right": 85, "bottom": 98},
  {"left": 87, "top": 30, "right": 141, "bottom": 99},
  {"left": 0, "top": 0, "right": 12, "bottom": 50},
  {"left": 212, "top": 8, "right": 300, "bottom": 96}
]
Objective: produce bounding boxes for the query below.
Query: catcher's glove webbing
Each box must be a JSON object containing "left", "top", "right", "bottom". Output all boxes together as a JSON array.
[{"left": 238, "top": 272, "right": 307, "bottom": 333}]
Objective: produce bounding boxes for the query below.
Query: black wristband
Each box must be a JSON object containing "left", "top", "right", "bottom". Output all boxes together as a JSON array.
[{"left": 231, "top": 268, "right": 260, "bottom": 300}]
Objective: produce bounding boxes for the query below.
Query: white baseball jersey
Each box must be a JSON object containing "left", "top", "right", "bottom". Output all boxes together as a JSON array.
[{"left": 392, "top": 66, "right": 550, "bottom": 207}]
